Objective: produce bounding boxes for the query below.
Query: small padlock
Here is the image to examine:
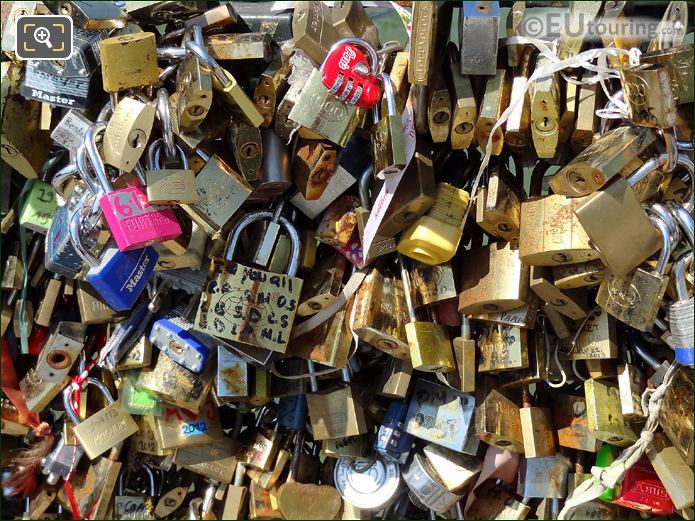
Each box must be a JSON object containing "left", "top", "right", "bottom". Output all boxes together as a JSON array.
[
  {"left": 114, "top": 465, "right": 157, "bottom": 520},
  {"left": 62, "top": 377, "right": 138, "bottom": 459},
  {"left": 103, "top": 96, "right": 156, "bottom": 173},
  {"left": 146, "top": 139, "right": 199, "bottom": 205},
  {"left": 320, "top": 37, "right": 381, "bottom": 109},
  {"left": 668, "top": 250, "right": 694, "bottom": 366}
]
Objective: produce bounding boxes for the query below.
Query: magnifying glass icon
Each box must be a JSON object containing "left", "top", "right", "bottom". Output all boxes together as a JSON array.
[{"left": 33, "top": 26, "right": 53, "bottom": 48}]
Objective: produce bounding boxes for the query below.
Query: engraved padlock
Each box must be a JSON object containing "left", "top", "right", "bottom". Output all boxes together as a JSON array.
[
  {"left": 115, "top": 465, "right": 157, "bottom": 520},
  {"left": 62, "top": 376, "right": 138, "bottom": 459},
  {"left": 194, "top": 210, "right": 303, "bottom": 354},
  {"left": 320, "top": 37, "right": 381, "bottom": 108},
  {"left": 372, "top": 72, "right": 407, "bottom": 178},
  {"left": 146, "top": 138, "right": 198, "bottom": 205}
]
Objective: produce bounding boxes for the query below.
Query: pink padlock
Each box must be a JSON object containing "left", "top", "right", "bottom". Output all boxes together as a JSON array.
[{"left": 85, "top": 122, "right": 182, "bottom": 251}]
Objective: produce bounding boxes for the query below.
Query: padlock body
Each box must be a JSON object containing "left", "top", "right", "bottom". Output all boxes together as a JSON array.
[
  {"left": 46, "top": 203, "right": 83, "bottom": 278},
  {"left": 321, "top": 42, "right": 381, "bottom": 108},
  {"left": 86, "top": 244, "right": 158, "bottom": 311},
  {"left": 150, "top": 318, "right": 210, "bottom": 373},
  {"left": 373, "top": 115, "right": 407, "bottom": 177},
  {"left": 100, "top": 186, "right": 182, "bottom": 251},
  {"left": 20, "top": 181, "right": 57, "bottom": 233}
]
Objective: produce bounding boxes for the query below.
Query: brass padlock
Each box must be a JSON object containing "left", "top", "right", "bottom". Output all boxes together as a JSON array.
[
  {"left": 551, "top": 393, "right": 602, "bottom": 452},
  {"left": 571, "top": 81, "right": 599, "bottom": 153},
  {"left": 620, "top": 63, "right": 677, "bottom": 128},
  {"left": 584, "top": 378, "right": 638, "bottom": 447},
  {"left": 330, "top": 1, "right": 379, "bottom": 49},
  {"left": 660, "top": 366, "right": 693, "bottom": 466},
  {"left": 640, "top": 44, "right": 694, "bottom": 105},
  {"left": 519, "top": 387, "right": 555, "bottom": 458},
  {"left": 519, "top": 194, "right": 599, "bottom": 266},
  {"left": 173, "top": 437, "right": 239, "bottom": 484},
  {"left": 103, "top": 96, "right": 156, "bottom": 172},
  {"left": 254, "top": 54, "right": 291, "bottom": 129},
  {"left": 530, "top": 266, "right": 588, "bottom": 320},
  {"left": 408, "top": 1, "right": 437, "bottom": 85},
  {"left": 505, "top": 46, "right": 533, "bottom": 151},
  {"left": 458, "top": 241, "right": 529, "bottom": 315},
  {"left": 229, "top": 120, "right": 263, "bottom": 185},
  {"left": 297, "top": 254, "right": 346, "bottom": 317},
  {"left": 293, "top": 140, "right": 337, "bottom": 201},
  {"left": 560, "top": 308, "right": 618, "bottom": 360},
  {"left": 292, "top": 1, "right": 340, "bottom": 63},
  {"left": 99, "top": 32, "right": 159, "bottom": 92},
  {"left": 552, "top": 260, "right": 605, "bottom": 290},
  {"left": 477, "top": 323, "right": 529, "bottom": 373},
  {"left": 530, "top": 57, "right": 561, "bottom": 158},
  {"left": 475, "top": 164, "right": 523, "bottom": 243},
  {"left": 63, "top": 377, "right": 138, "bottom": 459},
  {"left": 447, "top": 45, "right": 477, "bottom": 150}
]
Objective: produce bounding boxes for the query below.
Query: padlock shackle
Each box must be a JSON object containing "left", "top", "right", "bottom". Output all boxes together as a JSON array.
[
  {"left": 182, "top": 24, "right": 204, "bottom": 47},
  {"left": 359, "top": 164, "right": 374, "bottom": 210},
  {"left": 157, "top": 46, "right": 187, "bottom": 60},
  {"left": 52, "top": 162, "right": 79, "bottom": 194},
  {"left": 84, "top": 122, "right": 114, "bottom": 193},
  {"left": 377, "top": 73, "right": 397, "bottom": 117},
  {"left": 185, "top": 41, "right": 230, "bottom": 88},
  {"left": 629, "top": 153, "right": 693, "bottom": 197},
  {"left": 673, "top": 250, "right": 694, "bottom": 301},
  {"left": 62, "top": 377, "right": 115, "bottom": 426},
  {"left": 97, "top": 102, "right": 112, "bottom": 124},
  {"left": 156, "top": 88, "right": 177, "bottom": 161},
  {"left": 647, "top": 214, "right": 672, "bottom": 276},
  {"left": 69, "top": 203, "right": 101, "bottom": 269},
  {"left": 321, "top": 37, "right": 378, "bottom": 77},
  {"left": 150, "top": 138, "right": 189, "bottom": 170},
  {"left": 630, "top": 340, "right": 661, "bottom": 370},
  {"left": 649, "top": 202, "right": 681, "bottom": 246},
  {"left": 76, "top": 145, "right": 102, "bottom": 196},
  {"left": 225, "top": 210, "right": 301, "bottom": 276}
]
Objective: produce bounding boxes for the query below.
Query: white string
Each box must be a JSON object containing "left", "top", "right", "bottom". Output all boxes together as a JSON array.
[
  {"left": 558, "top": 363, "right": 680, "bottom": 519},
  {"left": 461, "top": 40, "right": 633, "bottom": 233}
]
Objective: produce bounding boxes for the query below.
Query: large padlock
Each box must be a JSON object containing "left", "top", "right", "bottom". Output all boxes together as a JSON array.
[
  {"left": 62, "top": 377, "right": 138, "bottom": 460},
  {"left": 320, "top": 37, "right": 381, "bottom": 109},
  {"left": 194, "top": 210, "right": 303, "bottom": 354},
  {"left": 69, "top": 203, "right": 157, "bottom": 311},
  {"left": 85, "top": 122, "right": 183, "bottom": 251},
  {"left": 115, "top": 465, "right": 157, "bottom": 520}
]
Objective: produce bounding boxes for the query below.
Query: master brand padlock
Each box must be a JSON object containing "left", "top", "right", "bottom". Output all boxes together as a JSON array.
[
  {"left": 115, "top": 465, "right": 157, "bottom": 520},
  {"left": 62, "top": 377, "right": 138, "bottom": 459},
  {"left": 69, "top": 204, "right": 157, "bottom": 311},
  {"left": 320, "top": 37, "right": 380, "bottom": 109},
  {"left": 150, "top": 315, "right": 211, "bottom": 374},
  {"left": 668, "top": 250, "right": 694, "bottom": 366},
  {"left": 194, "top": 210, "right": 303, "bottom": 354}
]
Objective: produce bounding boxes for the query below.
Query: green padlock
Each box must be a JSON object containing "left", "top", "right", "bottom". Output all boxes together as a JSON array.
[{"left": 19, "top": 180, "right": 58, "bottom": 233}]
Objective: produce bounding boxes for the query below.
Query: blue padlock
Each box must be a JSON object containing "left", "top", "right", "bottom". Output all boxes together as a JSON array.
[
  {"left": 149, "top": 317, "right": 211, "bottom": 373},
  {"left": 277, "top": 394, "right": 308, "bottom": 431},
  {"left": 69, "top": 204, "right": 157, "bottom": 311},
  {"left": 375, "top": 399, "right": 414, "bottom": 464}
]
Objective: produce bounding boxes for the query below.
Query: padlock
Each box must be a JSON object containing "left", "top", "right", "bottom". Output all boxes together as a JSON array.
[
  {"left": 446, "top": 45, "right": 477, "bottom": 149},
  {"left": 154, "top": 400, "right": 224, "bottom": 451},
  {"left": 459, "top": 1, "right": 500, "bottom": 76},
  {"left": 229, "top": 120, "right": 263, "bottom": 185},
  {"left": 474, "top": 388, "right": 524, "bottom": 453},
  {"left": 519, "top": 386, "right": 555, "bottom": 458},
  {"left": 330, "top": 1, "right": 379, "bottom": 49},
  {"left": 70, "top": 206, "right": 157, "bottom": 312},
  {"left": 41, "top": 435, "right": 85, "bottom": 486},
  {"left": 549, "top": 125, "right": 660, "bottom": 197},
  {"left": 150, "top": 310, "right": 211, "bottom": 374},
  {"left": 297, "top": 254, "right": 346, "bottom": 316},
  {"left": 174, "top": 33, "right": 213, "bottom": 133},
  {"left": 44, "top": 1, "right": 127, "bottom": 28},
  {"left": 612, "top": 454, "right": 675, "bottom": 515},
  {"left": 100, "top": 32, "right": 159, "bottom": 92},
  {"left": 646, "top": 432, "right": 694, "bottom": 511},
  {"left": 370, "top": 72, "right": 407, "bottom": 178},
  {"left": 137, "top": 351, "right": 214, "bottom": 414},
  {"left": 553, "top": 260, "right": 605, "bottom": 290},
  {"left": 530, "top": 266, "right": 588, "bottom": 320},
  {"left": 144, "top": 140, "right": 198, "bottom": 205},
  {"left": 334, "top": 456, "right": 400, "bottom": 512},
  {"left": 83, "top": 123, "right": 182, "bottom": 251},
  {"left": 63, "top": 377, "right": 138, "bottom": 459},
  {"left": 620, "top": 63, "right": 677, "bottom": 128},
  {"left": 206, "top": 32, "right": 272, "bottom": 62},
  {"left": 596, "top": 213, "right": 673, "bottom": 331},
  {"left": 519, "top": 194, "right": 599, "bottom": 266},
  {"left": 584, "top": 378, "right": 638, "bottom": 447},
  {"left": 476, "top": 323, "right": 529, "bottom": 373},
  {"left": 185, "top": 41, "right": 264, "bottom": 127},
  {"left": 560, "top": 308, "right": 618, "bottom": 360},
  {"left": 173, "top": 437, "right": 239, "bottom": 484},
  {"left": 404, "top": 378, "right": 475, "bottom": 452},
  {"left": 660, "top": 366, "right": 694, "bottom": 466},
  {"left": 505, "top": 46, "right": 534, "bottom": 151},
  {"left": 103, "top": 96, "right": 156, "bottom": 173},
  {"left": 408, "top": 1, "right": 436, "bottom": 85},
  {"left": 254, "top": 54, "right": 291, "bottom": 129},
  {"left": 475, "top": 164, "right": 523, "bottom": 243},
  {"left": 292, "top": 1, "right": 340, "bottom": 63},
  {"left": 248, "top": 128, "right": 292, "bottom": 201},
  {"left": 572, "top": 81, "right": 599, "bottom": 153},
  {"left": 115, "top": 465, "right": 157, "bottom": 520},
  {"left": 517, "top": 454, "right": 570, "bottom": 499},
  {"left": 247, "top": 439, "right": 291, "bottom": 490},
  {"left": 458, "top": 241, "right": 529, "bottom": 314},
  {"left": 321, "top": 37, "right": 380, "bottom": 109},
  {"left": 1, "top": 61, "right": 52, "bottom": 179},
  {"left": 239, "top": 409, "right": 281, "bottom": 471},
  {"left": 194, "top": 209, "right": 303, "bottom": 353},
  {"left": 180, "top": 149, "right": 253, "bottom": 236},
  {"left": 403, "top": 451, "right": 464, "bottom": 513},
  {"left": 398, "top": 182, "right": 470, "bottom": 265},
  {"left": 475, "top": 69, "right": 510, "bottom": 156},
  {"left": 20, "top": 28, "right": 107, "bottom": 111},
  {"left": 305, "top": 364, "right": 368, "bottom": 440},
  {"left": 574, "top": 152, "right": 692, "bottom": 277},
  {"left": 467, "top": 480, "right": 531, "bottom": 520},
  {"left": 640, "top": 44, "right": 695, "bottom": 105},
  {"left": 288, "top": 67, "right": 363, "bottom": 147},
  {"left": 222, "top": 462, "right": 249, "bottom": 519}
]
